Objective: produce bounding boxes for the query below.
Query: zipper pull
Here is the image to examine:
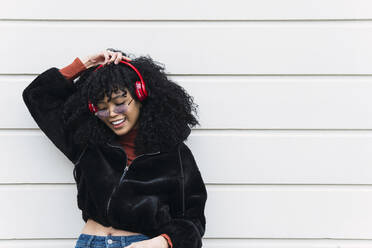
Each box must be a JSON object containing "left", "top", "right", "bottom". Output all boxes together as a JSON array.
[{"left": 119, "top": 165, "right": 129, "bottom": 184}]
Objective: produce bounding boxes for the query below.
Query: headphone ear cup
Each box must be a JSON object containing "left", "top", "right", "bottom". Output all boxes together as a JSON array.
[
  {"left": 88, "top": 101, "right": 97, "bottom": 113},
  {"left": 135, "top": 80, "right": 148, "bottom": 101}
]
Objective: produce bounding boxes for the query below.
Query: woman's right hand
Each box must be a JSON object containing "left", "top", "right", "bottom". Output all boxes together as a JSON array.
[{"left": 81, "top": 49, "right": 132, "bottom": 69}]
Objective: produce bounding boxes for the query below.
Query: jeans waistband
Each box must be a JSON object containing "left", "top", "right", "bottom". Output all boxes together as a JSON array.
[{"left": 76, "top": 233, "right": 150, "bottom": 247}]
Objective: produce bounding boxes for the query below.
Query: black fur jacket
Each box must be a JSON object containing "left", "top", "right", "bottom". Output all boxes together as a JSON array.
[{"left": 22, "top": 67, "right": 208, "bottom": 248}]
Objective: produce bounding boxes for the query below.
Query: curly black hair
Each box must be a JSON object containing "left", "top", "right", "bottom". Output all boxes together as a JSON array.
[{"left": 62, "top": 50, "right": 200, "bottom": 156}]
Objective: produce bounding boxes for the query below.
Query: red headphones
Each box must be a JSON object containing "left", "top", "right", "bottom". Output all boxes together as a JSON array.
[{"left": 88, "top": 58, "right": 148, "bottom": 114}]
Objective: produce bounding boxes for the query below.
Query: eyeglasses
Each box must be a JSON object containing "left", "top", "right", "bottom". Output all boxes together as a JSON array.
[{"left": 94, "top": 98, "right": 134, "bottom": 119}]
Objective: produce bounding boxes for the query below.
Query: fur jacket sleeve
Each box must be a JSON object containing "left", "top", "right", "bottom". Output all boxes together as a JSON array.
[
  {"left": 153, "top": 143, "right": 208, "bottom": 248},
  {"left": 22, "top": 67, "right": 84, "bottom": 164}
]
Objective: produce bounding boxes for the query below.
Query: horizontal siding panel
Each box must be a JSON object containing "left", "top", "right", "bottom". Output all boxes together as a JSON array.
[
  {"left": 6, "top": 75, "right": 372, "bottom": 129},
  {"left": 2, "top": 130, "right": 372, "bottom": 184},
  {"left": 203, "top": 239, "right": 372, "bottom": 248},
  {"left": 0, "top": 185, "right": 82, "bottom": 238},
  {"left": 0, "top": 131, "right": 73, "bottom": 183},
  {"left": 2, "top": 185, "right": 372, "bottom": 239},
  {"left": 0, "top": 240, "right": 77, "bottom": 248},
  {"left": 1, "top": 0, "right": 372, "bottom": 20},
  {"left": 189, "top": 130, "right": 372, "bottom": 184},
  {"left": 1, "top": 22, "right": 372, "bottom": 74},
  {"left": 207, "top": 185, "right": 372, "bottom": 238}
]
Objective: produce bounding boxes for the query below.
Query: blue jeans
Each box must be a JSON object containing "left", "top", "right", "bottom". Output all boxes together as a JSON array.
[{"left": 74, "top": 233, "right": 151, "bottom": 248}]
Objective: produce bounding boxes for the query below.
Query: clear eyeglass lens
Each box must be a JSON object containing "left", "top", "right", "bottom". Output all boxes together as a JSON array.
[
  {"left": 114, "top": 104, "right": 129, "bottom": 114},
  {"left": 96, "top": 99, "right": 133, "bottom": 119},
  {"left": 96, "top": 109, "right": 109, "bottom": 118}
]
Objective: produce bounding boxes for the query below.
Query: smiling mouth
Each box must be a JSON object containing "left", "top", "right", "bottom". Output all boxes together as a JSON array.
[{"left": 111, "top": 117, "right": 127, "bottom": 128}]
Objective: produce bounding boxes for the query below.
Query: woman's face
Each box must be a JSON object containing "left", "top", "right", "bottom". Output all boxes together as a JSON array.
[{"left": 96, "top": 88, "right": 142, "bottom": 136}]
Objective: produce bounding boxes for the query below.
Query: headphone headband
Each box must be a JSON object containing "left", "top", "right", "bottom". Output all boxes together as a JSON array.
[{"left": 88, "top": 58, "right": 148, "bottom": 114}]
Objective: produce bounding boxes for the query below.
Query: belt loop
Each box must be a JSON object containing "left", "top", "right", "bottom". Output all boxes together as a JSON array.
[
  {"left": 120, "top": 236, "right": 127, "bottom": 247},
  {"left": 86, "top": 234, "right": 95, "bottom": 246}
]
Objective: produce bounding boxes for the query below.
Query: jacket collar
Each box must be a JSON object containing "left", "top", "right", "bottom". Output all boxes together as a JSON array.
[
  {"left": 105, "top": 126, "right": 190, "bottom": 155},
  {"left": 106, "top": 138, "right": 162, "bottom": 155}
]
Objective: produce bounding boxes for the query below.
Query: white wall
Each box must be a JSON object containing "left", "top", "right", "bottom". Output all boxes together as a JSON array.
[{"left": 2, "top": 0, "right": 372, "bottom": 247}]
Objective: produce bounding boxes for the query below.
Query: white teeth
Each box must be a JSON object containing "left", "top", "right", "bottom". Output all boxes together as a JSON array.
[{"left": 111, "top": 118, "right": 125, "bottom": 125}]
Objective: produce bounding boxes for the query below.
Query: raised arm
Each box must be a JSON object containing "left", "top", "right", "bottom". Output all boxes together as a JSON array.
[
  {"left": 22, "top": 62, "right": 85, "bottom": 164},
  {"left": 22, "top": 49, "right": 131, "bottom": 164}
]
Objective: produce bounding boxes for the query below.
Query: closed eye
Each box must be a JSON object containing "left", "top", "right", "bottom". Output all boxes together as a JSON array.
[{"left": 98, "top": 102, "right": 125, "bottom": 111}]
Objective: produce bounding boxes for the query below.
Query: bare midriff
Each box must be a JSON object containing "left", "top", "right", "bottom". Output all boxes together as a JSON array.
[{"left": 81, "top": 218, "right": 143, "bottom": 236}]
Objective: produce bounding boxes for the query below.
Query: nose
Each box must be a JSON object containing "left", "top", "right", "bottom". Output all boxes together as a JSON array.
[{"left": 108, "top": 104, "right": 119, "bottom": 117}]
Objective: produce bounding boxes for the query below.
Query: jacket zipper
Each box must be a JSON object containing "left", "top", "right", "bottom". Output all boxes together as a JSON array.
[
  {"left": 105, "top": 142, "right": 160, "bottom": 220},
  {"left": 177, "top": 145, "right": 186, "bottom": 217}
]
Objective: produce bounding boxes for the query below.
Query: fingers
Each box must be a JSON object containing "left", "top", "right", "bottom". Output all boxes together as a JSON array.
[
  {"left": 115, "top": 54, "right": 132, "bottom": 64},
  {"left": 108, "top": 50, "right": 118, "bottom": 64},
  {"left": 122, "top": 55, "right": 132, "bottom": 61},
  {"left": 114, "top": 53, "right": 122, "bottom": 64},
  {"left": 102, "top": 50, "right": 110, "bottom": 64},
  {"left": 102, "top": 49, "right": 117, "bottom": 65},
  {"left": 103, "top": 50, "right": 132, "bottom": 66}
]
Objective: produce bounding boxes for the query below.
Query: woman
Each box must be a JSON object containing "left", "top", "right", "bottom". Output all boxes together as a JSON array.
[{"left": 22, "top": 48, "right": 207, "bottom": 248}]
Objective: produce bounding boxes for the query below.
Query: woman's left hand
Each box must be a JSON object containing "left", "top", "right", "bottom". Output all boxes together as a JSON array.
[{"left": 124, "top": 235, "right": 169, "bottom": 248}]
